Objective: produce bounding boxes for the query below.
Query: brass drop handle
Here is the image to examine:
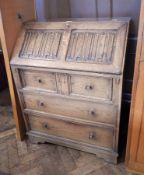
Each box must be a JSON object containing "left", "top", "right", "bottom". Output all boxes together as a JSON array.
[
  {"left": 85, "top": 85, "right": 94, "bottom": 90},
  {"left": 89, "top": 132, "right": 96, "bottom": 140},
  {"left": 42, "top": 123, "right": 49, "bottom": 129}
]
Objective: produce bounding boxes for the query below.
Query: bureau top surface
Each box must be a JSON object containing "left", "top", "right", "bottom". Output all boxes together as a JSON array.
[{"left": 11, "top": 19, "right": 129, "bottom": 74}]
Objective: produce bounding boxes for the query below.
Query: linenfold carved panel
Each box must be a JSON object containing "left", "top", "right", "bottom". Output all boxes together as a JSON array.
[
  {"left": 19, "top": 30, "right": 63, "bottom": 59},
  {"left": 66, "top": 30, "right": 117, "bottom": 64}
]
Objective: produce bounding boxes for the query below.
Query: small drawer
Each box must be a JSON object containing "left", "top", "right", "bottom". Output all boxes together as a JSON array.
[
  {"left": 70, "top": 75, "right": 113, "bottom": 101},
  {"left": 27, "top": 114, "right": 114, "bottom": 149},
  {"left": 19, "top": 69, "right": 57, "bottom": 92},
  {"left": 23, "top": 93, "right": 116, "bottom": 125}
]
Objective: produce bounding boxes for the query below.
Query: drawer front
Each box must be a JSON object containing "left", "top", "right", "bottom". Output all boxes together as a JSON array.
[
  {"left": 23, "top": 93, "right": 116, "bottom": 125},
  {"left": 27, "top": 114, "right": 114, "bottom": 149},
  {"left": 70, "top": 75, "right": 112, "bottom": 100},
  {"left": 20, "top": 69, "right": 57, "bottom": 92}
]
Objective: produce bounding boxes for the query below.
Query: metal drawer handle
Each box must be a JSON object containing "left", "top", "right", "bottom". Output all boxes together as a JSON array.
[
  {"left": 65, "top": 21, "right": 71, "bottom": 29},
  {"left": 85, "top": 85, "right": 94, "bottom": 90},
  {"left": 89, "top": 132, "right": 96, "bottom": 140},
  {"left": 38, "top": 79, "right": 42, "bottom": 83},
  {"left": 42, "top": 123, "right": 49, "bottom": 129},
  {"left": 90, "top": 110, "right": 96, "bottom": 116},
  {"left": 39, "top": 102, "right": 44, "bottom": 107}
]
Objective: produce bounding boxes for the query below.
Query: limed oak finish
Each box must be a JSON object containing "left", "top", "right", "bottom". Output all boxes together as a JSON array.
[{"left": 10, "top": 20, "right": 129, "bottom": 163}]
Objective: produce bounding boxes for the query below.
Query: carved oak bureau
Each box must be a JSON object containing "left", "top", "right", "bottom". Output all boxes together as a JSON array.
[{"left": 10, "top": 19, "right": 129, "bottom": 163}]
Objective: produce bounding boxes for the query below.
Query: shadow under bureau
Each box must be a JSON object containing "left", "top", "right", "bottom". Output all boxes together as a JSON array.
[{"left": 10, "top": 19, "right": 129, "bottom": 163}]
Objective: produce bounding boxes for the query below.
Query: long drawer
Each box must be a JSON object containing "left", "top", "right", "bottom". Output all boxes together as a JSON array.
[
  {"left": 26, "top": 114, "right": 114, "bottom": 150},
  {"left": 18, "top": 69, "right": 113, "bottom": 101},
  {"left": 22, "top": 93, "right": 117, "bottom": 125}
]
